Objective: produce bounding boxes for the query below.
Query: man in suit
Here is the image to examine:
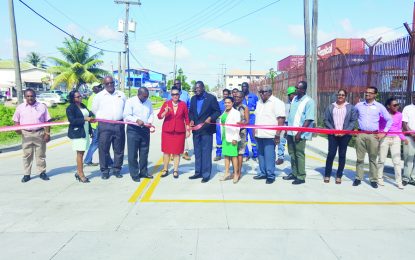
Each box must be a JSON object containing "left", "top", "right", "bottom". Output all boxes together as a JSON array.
[{"left": 189, "top": 81, "right": 221, "bottom": 183}]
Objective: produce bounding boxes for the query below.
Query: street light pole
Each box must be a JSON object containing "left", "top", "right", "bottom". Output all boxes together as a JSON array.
[{"left": 8, "top": 0, "right": 23, "bottom": 104}]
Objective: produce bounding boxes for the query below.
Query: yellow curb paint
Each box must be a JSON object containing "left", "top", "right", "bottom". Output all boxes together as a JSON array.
[
  {"left": 128, "top": 156, "right": 163, "bottom": 203},
  {"left": 141, "top": 168, "right": 163, "bottom": 202},
  {"left": 143, "top": 199, "right": 415, "bottom": 205}
]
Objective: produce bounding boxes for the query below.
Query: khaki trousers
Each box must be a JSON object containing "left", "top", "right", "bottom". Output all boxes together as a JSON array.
[
  {"left": 355, "top": 133, "right": 379, "bottom": 182},
  {"left": 21, "top": 130, "right": 46, "bottom": 175},
  {"left": 403, "top": 137, "right": 415, "bottom": 182},
  {"left": 377, "top": 136, "right": 402, "bottom": 185}
]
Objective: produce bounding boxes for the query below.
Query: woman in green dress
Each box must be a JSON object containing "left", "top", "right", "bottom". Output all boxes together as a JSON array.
[{"left": 220, "top": 97, "right": 241, "bottom": 183}]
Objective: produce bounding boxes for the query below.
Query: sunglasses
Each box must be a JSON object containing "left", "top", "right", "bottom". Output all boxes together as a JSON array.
[
  {"left": 337, "top": 94, "right": 346, "bottom": 97},
  {"left": 365, "top": 91, "right": 375, "bottom": 94},
  {"left": 104, "top": 82, "right": 115, "bottom": 86},
  {"left": 391, "top": 104, "right": 400, "bottom": 107},
  {"left": 171, "top": 93, "right": 180, "bottom": 96},
  {"left": 258, "top": 90, "right": 269, "bottom": 94}
]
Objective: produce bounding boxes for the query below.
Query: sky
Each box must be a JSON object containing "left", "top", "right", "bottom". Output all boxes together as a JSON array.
[{"left": 0, "top": 0, "right": 413, "bottom": 87}]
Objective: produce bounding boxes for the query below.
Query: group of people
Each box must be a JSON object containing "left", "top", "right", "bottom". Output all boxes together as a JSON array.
[{"left": 11, "top": 76, "right": 415, "bottom": 189}]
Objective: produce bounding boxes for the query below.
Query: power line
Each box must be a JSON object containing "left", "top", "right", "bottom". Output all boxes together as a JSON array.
[
  {"left": 182, "top": 0, "right": 282, "bottom": 41},
  {"left": 18, "top": 0, "right": 121, "bottom": 53},
  {"left": 129, "top": 50, "right": 145, "bottom": 68}
]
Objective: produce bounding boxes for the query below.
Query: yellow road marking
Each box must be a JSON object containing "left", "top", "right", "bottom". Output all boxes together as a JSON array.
[
  {"left": 141, "top": 163, "right": 163, "bottom": 202},
  {"left": 0, "top": 139, "right": 70, "bottom": 159},
  {"left": 128, "top": 156, "right": 163, "bottom": 203}
]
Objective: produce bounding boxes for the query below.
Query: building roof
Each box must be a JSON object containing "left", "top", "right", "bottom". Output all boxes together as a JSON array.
[
  {"left": 0, "top": 60, "right": 36, "bottom": 71},
  {"left": 226, "top": 69, "right": 267, "bottom": 76}
]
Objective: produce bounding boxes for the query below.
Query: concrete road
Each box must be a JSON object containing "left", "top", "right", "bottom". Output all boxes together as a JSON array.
[{"left": 1, "top": 117, "right": 415, "bottom": 260}]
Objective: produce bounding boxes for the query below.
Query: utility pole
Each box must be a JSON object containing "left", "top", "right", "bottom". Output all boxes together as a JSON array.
[
  {"left": 404, "top": 2, "right": 415, "bottom": 105},
  {"left": 118, "top": 52, "right": 122, "bottom": 91},
  {"left": 115, "top": 0, "right": 140, "bottom": 94},
  {"left": 245, "top": 53, "right": 255, "bottom": 83},
  {"left": 8, "top": 0, "right": 23, "bottom": 104},
  {"left": 311, "top": 0, "right": 318, "bottom": 121},
  {"left": 304, "top": 0, "right": 311, "bottom": 85},
  {"left": 171, "top": 37, "right": 182, "bottom": 81},
  {"left": 220, "top": 63, "right": 226, "bottom": 89}
]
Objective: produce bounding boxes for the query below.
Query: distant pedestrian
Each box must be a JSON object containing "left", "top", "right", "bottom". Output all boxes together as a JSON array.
[
  {"left": 66, "top": 90, "right": 94, "bottom": 183},
  {"left": 276, "top": 86, "right": 296, "bottom": 165},
  {"left": 188, "top": 81, "right": 221, "bottom": 183},
  {"left": 219, "top": 97, "right": 241, "bottom": 183},
  {"left": 214, "top": 88, "right": 230, "bottom": 161},
  {"left": 353, "top": 86, "right": 392, "bottom": 188},
  {"left": 284, "top": 81, "right": 315, "bottom": 185},
  {"left": 233, "top": 91, "right": 249, "bottom": 179},
  {"left": 92, "top": 76, "right": 126, "bottom": 179},
  {"left": 377, "top": 97, "right": 407, "bottom": 189},
  {"left": 232, "top": 88, "right": 239, "bottom": 98},
  {"left": 402, "top": 93, "right": 415, "bottom": 186},
  {"left": 13, "top": 89, "right": 51, "bottom": 183},
  {"left": 124, "top": 87, "right": 154, "bottom": 182},
  {"left": 158, "top": 86, "right": 190, "bottom": 179},
  {"left": 241, "top": 82, "right": 259, "bottom": 162},
  {"left": 83, "top": 82, "right": 113, "bottom": 167},
  {"left": 323, "top": 89, "right": 357, "bottom": 184},
  {"left": 253, "top": 85, "right": 285, "bottom": 184}
]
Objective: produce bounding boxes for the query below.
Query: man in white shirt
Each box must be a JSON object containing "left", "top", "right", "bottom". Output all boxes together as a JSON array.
[
  {"left": 92, "top": 76, "right": 126, "bottom": 179},
  {"left": 402, "top": 94, "right": 415, "bottom": 185},
  {"left": 123, "top": 87, "right": 154, "bottom": 182},
  {"left": 253, "top": 85, "right": 285, "bottom": 184}
]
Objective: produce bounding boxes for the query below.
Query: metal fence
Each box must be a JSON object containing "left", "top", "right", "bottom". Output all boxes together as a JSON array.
[{"left": 251, "top": 35, "right": 414, "bottom": 121}]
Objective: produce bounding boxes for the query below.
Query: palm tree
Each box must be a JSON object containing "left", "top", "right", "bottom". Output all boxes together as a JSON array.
[
  {"left": 48, "top": 37, "right": 109, "bottom": 90},
  {"left": 26, "top": 52, "right": 46, "bottom": 68}
]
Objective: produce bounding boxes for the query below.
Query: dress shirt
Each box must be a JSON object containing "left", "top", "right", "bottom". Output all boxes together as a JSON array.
[
  {"left": 402, "top": 104, "right": 415, "bottom": 130},
  {"left": 333, "top": 102, "right": 348, "bottom": 130},
  {"left": 379, "top": 112, "right": 406, "bottom": 140},
  {"left": 92, "top": 89, "right": 126, "bottom": 121},
  {"left": 196, "top": 92, "right": 206, "bottom": 115},
  {"left": 123, "top": 96, "right": 154, "bottom": 124},
  {"left": 287, "top": 95, "right": 315, "bottom": 140},
  {"left": 355, "top": 100, "right": 392, "bottom": 132},
  {"left": 255, "top": 95, "right": 285, "bottom": 138},
  {"left": 13, "top": 101, "right": 51, "bottom": 130}
]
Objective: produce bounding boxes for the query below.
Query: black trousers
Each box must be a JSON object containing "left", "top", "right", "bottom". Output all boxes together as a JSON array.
[
  {"left": 324, "top": 134, "right": 352, "bottom": 178},
  {"left": 127, "top": 125, "right": 150, "bottom": 178},
  {"left": 98, "top": 122, "right": 125, "bottom": 174}
]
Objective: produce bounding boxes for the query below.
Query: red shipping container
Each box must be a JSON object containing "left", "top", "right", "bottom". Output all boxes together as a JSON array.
[
  {"left": 317, "top": 38, "right": 364, "bottom": 59},
  {"left": 277, "top": 55, "right": 305, "bottom": 71}
]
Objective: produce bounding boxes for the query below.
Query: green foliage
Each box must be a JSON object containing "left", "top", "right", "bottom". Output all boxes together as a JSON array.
[
  {"left": 150, "top": 96, "right": 163, "bottom": 102},
  {"left": 167, "top": 68, "right": 191, "bottom": 91},
  {"left": 26, "top": 52, "right": 46, "bottom": 68},
  {"left": 48, "top": 37, "right": 109, "bottom": 90},
  {"left": 0, "top": 105, "right": 18, "bottom": 144}
]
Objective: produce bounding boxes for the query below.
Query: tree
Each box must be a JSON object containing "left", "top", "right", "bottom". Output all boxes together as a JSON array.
[
  {"left": 26, "top": 52, "right": 46, "bottom": 68},
  {"left": 47, "top": 37, "right": 109, "bottom": 90},
  {"left": 267, "top": 68, "right": 277, "bottom": 91},
  {"left": 166, "top": 67, "right": 191, "bottom": 91}
]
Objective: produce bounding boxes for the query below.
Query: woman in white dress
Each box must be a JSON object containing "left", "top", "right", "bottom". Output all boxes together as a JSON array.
[{"left": 66, "top": 90, "right": 94, "bottom": 183}]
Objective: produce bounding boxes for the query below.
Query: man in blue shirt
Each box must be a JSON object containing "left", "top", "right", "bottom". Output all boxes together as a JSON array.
[
  {"left": 214, "top": 89, "right": 230, "bottom": 161},
  {"left": 241, "top": 82, "right": 258, "bottom": 161},
  {"left": 167, "top": 79, "right": 191, "bottom": 160}
]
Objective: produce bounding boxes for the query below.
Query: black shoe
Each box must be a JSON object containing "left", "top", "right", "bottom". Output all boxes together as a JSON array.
[
  {"left": 403, "top": 180, "right": 408, "bottom": 186},
  {"left": 39, "top": 172, "right": 49, "bottom": 181},
  {"left": 189, "top": 174, "right": 202, "bottom": 180},
  {"left": 252, "top": 157, "right": 257, "bottom": 162},
  {"left": 201, "top": 177, "right": 210, "bottom": 183},
  {"left": 213, "top": 156, "right": 221, "bottom": 161},
  {"left": 132, "top": 176, "right": 140, "bottom": 182},
  {"left": 113, "top": 172, "right": 123, "bottom": 178},
  {"left": 283, "top": 174, "right": 296, "bottom": 180},
  {"left": 21, "top": 175, "right": 30, "bottom": 183},
  {"left": 173, "top": 171, "right": 179, "bottom": 179},
  {"left": 409, "top": 180, "right": 415, "bottom": 186},
  {"left": 84, "top": 162, "right": 99, "bottom": 167},
  {"left": 352, "top": 179, "right": 361, "bottom": 186},
  {"left": 292, "top": 179, "right": 305, "bottom": 185},
  {"left": 161, "top": 170, "right": 169, "bottom": 178},
  {"left": 101, "top": 173, "right": 110, "bottom": 180},
  {"left": 266, "top": 178, "right": 275, "bottom": 184},
  {"left": 370, "top": 182, "right": 378, "bottom": 189},
  {"left": 140, "top": 174, "right": 153, "bottom": 179},
  {"left": 253, "top": 175, "right": 267, "bottom": 180}
]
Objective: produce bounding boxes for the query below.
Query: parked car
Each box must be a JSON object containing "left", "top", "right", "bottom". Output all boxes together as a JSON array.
[
  {"left": 36, "top": 97, "right": 57, "bottom": 108},
  {"left": 49, "top": 90, "right": 68, "bottom": 101},
  {"left": 38, "top": 93, "right": 66, "bottom": 104}
]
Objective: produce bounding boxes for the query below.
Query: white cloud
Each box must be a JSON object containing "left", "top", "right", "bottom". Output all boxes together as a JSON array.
[
  {"left": 66, "top": 23, "right": 81, "bottom": 37},
  {"left": 146, "top": 40, "right": 190, "bottom": 60},
  {"left": 96, "top": 25, "right": 120, "bottom": 40},
  {"left": 200, "top": 28, "right": 246, "bottom": 45}
]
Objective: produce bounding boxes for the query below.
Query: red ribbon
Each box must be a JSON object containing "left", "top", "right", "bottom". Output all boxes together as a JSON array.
[
  {"left": 190, "top": 122, "right": 415, "bottom": 135},
  {"left": 0, "top": 119, "right": 156, "bottom": 133}
]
